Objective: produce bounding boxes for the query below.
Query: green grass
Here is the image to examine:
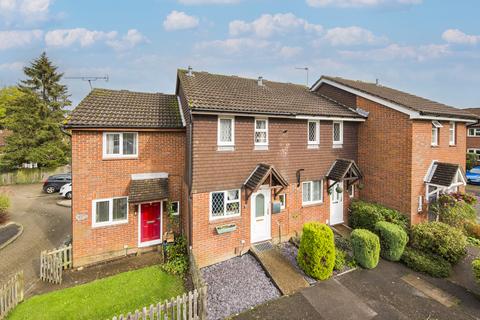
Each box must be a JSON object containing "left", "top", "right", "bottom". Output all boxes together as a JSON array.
[{"left": 8, "top": 265, "right": 185, "bottom": 320}]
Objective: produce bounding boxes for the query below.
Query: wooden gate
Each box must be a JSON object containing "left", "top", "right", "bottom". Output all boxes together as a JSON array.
[
  {"left": 40, "top": 245, "right": 72, "bottom": 284},
  {"left": 0, "top": 271, "right": 24, "bottom": 319}
]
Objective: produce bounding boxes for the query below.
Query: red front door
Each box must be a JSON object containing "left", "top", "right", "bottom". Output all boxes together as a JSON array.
[{"left": 140, "top": 202, "right": 161, "bottom": 243}]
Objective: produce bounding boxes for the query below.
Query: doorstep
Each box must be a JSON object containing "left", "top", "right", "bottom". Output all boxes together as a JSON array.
[
  {"left": 331, "top": 224, "right": 352, "bottom": 239},
  {"left": 251, "top": 242, "right": 309, "bottom": 296}
]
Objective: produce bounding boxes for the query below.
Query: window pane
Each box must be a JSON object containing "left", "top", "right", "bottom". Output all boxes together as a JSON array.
[
  {"left": 255, "top": 194, "right": 265, "bottom": 218},
  {"left": 171, "top": 202, "right": 179, "bottom": 215},
  {"left": 106, "top": 134, "right": 120, "bottom": 154},
  {"left": 308, "top": 122, "right": 317, "bottom": 142},
  {"left": 312, "top": 181, "right": 321, "bottom": 201},
  {"left": 333, "top": 123, "right": 341, "bottom": 142},
  {"left": 95, "top": 201, "right": 109, "bottom": 223},
  {"left": 227, "top": 190, "right": 239, "bottom": 201},
  {"left": 255, "top": 131, "right": 267, "bottom": 143},
  {"left": 220, "top": 119, "right": 232, "bottom": 142},
  {"left": 256, "top": 120, "right": 266, "bottom": 130},
  {"left": 211, "top": 192, "right": 224, "bottom": 217},
  {"left": 226, "top": 202, "right": 239, "bottom": 215},
  {"left": 123, "top": 133, "right": 136, "bottom": 155},
  {"left": 279, "top": 194, "right": 286, "bottom": 208},
  {"left": 113, "top": 198, "right": 127, "bottom": 221},
  {"left": 302, "top": 182, "right": 311, "bottom": 202},
  {"left": 431, "top": 128, "right": 437, "bottom": 144}
]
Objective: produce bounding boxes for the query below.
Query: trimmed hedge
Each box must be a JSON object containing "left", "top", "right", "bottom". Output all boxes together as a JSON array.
[
  {"left": 374, "top": 221, "right": 408, "bottom": 261},
  {"left": 473, "top": 259, "right": 480, "bottom": 283},
  {"left": 410, "top": 222, "right": 467, "bottom": 264},
  {"left": 350, "top": 201, "right": 408, "bottom": 232},
  {"left": 401, "top": 247, "right": 451, "bottom": 278},
  {"left": 297, "top": 222, "right": 335, "bottom": 280},
  {"left": 350, "top": 229, "right": 380, "bottom": 269}
]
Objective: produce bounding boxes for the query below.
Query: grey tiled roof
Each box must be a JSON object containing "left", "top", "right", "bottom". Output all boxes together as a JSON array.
[
  {"left": 178, "top": 69, "right": 363, "bottom": 118},
  {"left": 244, "top": 163, "right": 288, "bottom": 191},
  {"left": 326, "top": 159, "right": 362, "bottom": 182},
  {"left": 66, "top": 89, "right": 183, "bottom": 129},
  {"left": 322, "top": 76, "right": 479, "bottom": 120},
  {"left": 428, "top": 163, "right": 464, "bottom": 187},
  {"left": 128, "top": 178, "right": 169, "bottom": 203}
]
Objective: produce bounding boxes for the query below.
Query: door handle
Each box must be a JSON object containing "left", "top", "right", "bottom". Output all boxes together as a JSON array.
[{"left": 146, "top": 220, "right": 155, "bottom": 224}]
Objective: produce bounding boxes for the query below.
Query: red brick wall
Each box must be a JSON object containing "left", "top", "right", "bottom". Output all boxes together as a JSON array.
[
  {"left": 410, "top": 121, "right": 466, "bottom": 224},
  {"left": 467, "top": 136, "right": 480, "bottom": 150},
  {"left": 71, "top": 129, "right": 185, "bottom": 266}
]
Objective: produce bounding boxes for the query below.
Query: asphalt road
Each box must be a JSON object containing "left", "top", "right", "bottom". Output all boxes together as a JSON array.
[{"left": 0, "top": 183, "right": 71, "bottom": 294}]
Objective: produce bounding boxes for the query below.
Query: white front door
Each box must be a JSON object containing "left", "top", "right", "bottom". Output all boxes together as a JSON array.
[
  {"left": 251, "top": 188, "right": 271, "bottom": 243},
  {"left": 330, "top": 180, "right": 344, "bottom": 225}
]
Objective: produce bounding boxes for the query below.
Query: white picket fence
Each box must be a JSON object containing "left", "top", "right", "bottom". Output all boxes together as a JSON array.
[
  {"left": 40, "top": 244, "right": 72, "bottom": 284},
  {"left": 112, "top": 287, "right": 207, "bottom": 320},
  {"left": 0, "top": 271, "right": 24, "bottom": 319}
]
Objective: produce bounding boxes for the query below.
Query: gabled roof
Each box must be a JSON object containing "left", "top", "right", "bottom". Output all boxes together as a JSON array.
[
  {"left": 177, "top": 69, "right": 364, "bottom": 119},
  {"left": 66, "top": 88, "right": 184, "bottom": 129},
  {"left": 425, "top": 162, "right": 466, "bottom": 188},
  {"left": 326, "top": 159, "right": 362, "bottom": 182},
  {"left": 314, "top": 76, "right": 478, "bottom": 121},
  {"left": 244, "top": 163, "right": 288, "bottom": 191}
]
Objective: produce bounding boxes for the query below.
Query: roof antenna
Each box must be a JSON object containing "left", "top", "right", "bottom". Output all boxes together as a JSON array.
[
  {"left": 295, "top": 67, "right": 309, "bottom": 86},
  {"left": 64, "top": 75, "right": 109, "bottom": 90},
  {"left": 376, "top": 78, "right": 379, "bottom": 86}
]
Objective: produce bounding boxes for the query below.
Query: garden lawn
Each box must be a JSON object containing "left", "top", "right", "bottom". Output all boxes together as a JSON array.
[{"left": 7, "top": 265, "right": 185, "bottom": 320}]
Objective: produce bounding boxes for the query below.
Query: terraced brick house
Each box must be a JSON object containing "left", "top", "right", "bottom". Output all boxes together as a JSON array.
[
  {"left": 464, "top": 108, "right": 480, "bottom": 159},
  {"left": 66, "top": 68, "right": 478, "bottom": 267}
]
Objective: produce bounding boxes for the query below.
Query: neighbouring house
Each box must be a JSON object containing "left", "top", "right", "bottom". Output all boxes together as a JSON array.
[
  {"left": 464, "top": 108, "right": 480, "bottom": 158},
  {"left": 66, "top": 68, "right": 478, "bottom": 267}
]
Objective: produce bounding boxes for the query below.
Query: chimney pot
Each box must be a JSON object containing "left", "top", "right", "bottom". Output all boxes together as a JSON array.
[
  {"left": 375, "top": 78, "right": 379, "bottom": 86},
  {"left": 187, "top": 66, "right": 193, "bottom": 76},
  {"left": 258, "top": 76, "right": 263, "bottom": 86}
]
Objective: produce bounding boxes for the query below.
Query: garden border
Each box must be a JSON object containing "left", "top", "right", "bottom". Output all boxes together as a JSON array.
[{"left": 0, "top": 222, "right": 23, "bottom": 251}]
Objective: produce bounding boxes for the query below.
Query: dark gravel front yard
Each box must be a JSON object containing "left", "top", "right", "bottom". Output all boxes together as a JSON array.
[{"left": 201, "top": 254, "right": 281, "bottom": 320}]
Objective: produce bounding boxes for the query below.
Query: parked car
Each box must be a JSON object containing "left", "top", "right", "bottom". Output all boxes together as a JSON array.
[
  {"left": 59, "top": 183, "right": 72, "bottom": 199},
  {"left": 466, "top": 166, "right": 480, "bottom": 185},
  {"left": 43, "top": 173, "right": 71, "bottom": 194}
]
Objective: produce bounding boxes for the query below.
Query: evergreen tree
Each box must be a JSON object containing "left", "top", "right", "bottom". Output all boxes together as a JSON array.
[{"left": 1, "top": 53, "right": 70, "bottom": 169}]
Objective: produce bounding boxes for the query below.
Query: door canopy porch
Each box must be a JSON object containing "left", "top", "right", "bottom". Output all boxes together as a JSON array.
[
  {"left": 326, "top": 159, "right": 362, "bottom": 191},
  {"left": 243, "top": 163, "right": 288, "bottom": 200},
  {"left": 425, "top": 161, "right": 466, "bottom": 200},
  {"left": 128, "top": 174, "right": 169, "bottom": 204}
]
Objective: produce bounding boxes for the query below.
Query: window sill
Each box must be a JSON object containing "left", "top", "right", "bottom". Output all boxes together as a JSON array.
[
  {"left": 431, "top": 145, "right": 439, "bottom": 148},
  {"left": 217, "top": 146, "right": 235, "bottom": 152},
  {"left": 332, "top": 144, "right": 343, "bottom": 149},
  {"left": 302, "top": 201, "right": 323, "bottom": 208},
  {"left": 209, "top": 215, "right": 241, "bottom": 224},
  {"left": 307, "top": 144, "right": 319, "bottom": 149},
  {"left": 92, "top": 220, "right": 129, "bottom": 229},
  {"left": 449, "top": 144, "right": 456, "bottom": 147},
  {"left": 103, "top": 156, "right": 138, "bottom": 160},
  {"left": 254, "top": 145, "right": 268, "bottom": 151}
]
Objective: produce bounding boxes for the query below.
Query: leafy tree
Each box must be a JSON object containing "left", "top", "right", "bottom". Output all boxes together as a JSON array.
[
  {"left": 1, "top": 53, "right": 70, "bottom": 169},
  {"left": 0, "top": 87, "right": 23, "bottom": 128}
]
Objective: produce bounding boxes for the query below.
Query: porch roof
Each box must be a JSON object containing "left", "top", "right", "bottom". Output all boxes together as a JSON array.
[
  {"left": 128, "top": 178, "right": 169, "bottom": 203},
  {"left": 425, "top": 162, "right": 466, "bottom": 188},
  {"left": 244, "top": 163, "right": 288, "bottom": 195},
  {"left": 326, "top": 159, "right": 362, "bottom": 182}
]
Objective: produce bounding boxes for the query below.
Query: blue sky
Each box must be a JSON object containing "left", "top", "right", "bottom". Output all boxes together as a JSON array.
[{"left": 0, "top": 0, "right": 479, "bottom": 108}]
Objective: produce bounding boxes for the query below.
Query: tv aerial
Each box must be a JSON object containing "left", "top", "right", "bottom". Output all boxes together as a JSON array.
[
  {"left": 295, "top": 67, "right": 309, "bottom": 87},
  {"left": 64, "top": 75, "right": 109, "bottom": 90}
]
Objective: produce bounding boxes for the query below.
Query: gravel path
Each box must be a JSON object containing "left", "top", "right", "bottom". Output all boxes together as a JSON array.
[{"left": 201, "top": 254, "right": 281, "bottom": 320}]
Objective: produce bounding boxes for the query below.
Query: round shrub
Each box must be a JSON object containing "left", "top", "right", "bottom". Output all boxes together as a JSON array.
[
  {"left": 473, "top": 259, "right": 480, "bottom": 284},
  {"left": 349, "top": 200, "right": 408, "bottom": 232},
  {"left": 401, "top": 247, "right": 451, "bottom": 278},
  {"left": 297, "top": 222, "right": 335, "bottom": 280},
  {"left": 374, "top": 221, "right": 408, "bottom": 261},
  {"left": 350, "top": 229, "right": 380, "bottom": 269},
  {"left": 410, "top": 222, "right": 467, "bottom": 264}
]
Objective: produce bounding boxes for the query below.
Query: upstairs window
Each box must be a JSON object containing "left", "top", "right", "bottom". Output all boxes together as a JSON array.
[
  {"left": 333, "top": 121, "right": 343, "bottom": 146},
  {"left": 308, "top": 120, "right": 320, "bottom": 147},
  {"left": 254, "top": 118, "right": 268, "bottom": 147},
  {"left": 103, "top": 132, "right": 138, "bottom": 158},
  {"left": 449, "top": 122, "right": 456, "bottom": 146},
  {"left": 468, "top": 128, "right": 480, "bottom": 137},
  {"left": 218, "top": 117, "right": 235, "bottom": 147},
  {"left": 431, "top": 121, "right": 442, "bottom": 146},
  {"left": 302, "top": 180, "right": 323, "bottom": 205}
]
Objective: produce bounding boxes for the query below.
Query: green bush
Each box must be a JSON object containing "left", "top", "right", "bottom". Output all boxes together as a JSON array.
[
  {"left": 350, "top": 229, "right": 380, "bottom": 269},
  {"left": 451, "top": 192, "right": 477, "bottom": 206},
  {"left": 0, "top": 194, "right": 10, "bottom": 225},
  {"left": 410, "top": 222, "right": 467, "bottom": 264},
  {"left": 432, "top": 195, "right": 476, "bottom": 228},
  {"left": 466, "top": 152, "right": 477, "bottom": 170},
  {"left": 161, "top": 236, "right": 188, "bottom": 275},
  {"left": 467, "top": 237, "right": 480, "bottom": 248},
  {"left": 350, "top": 201, "right": 408, "bottom": 232},
  {"left": 464, "top": 221, "right": 480, "bottom": 240},
  {"left": 297, "top": 222, "right": 335, "bottom": 280},
  {"left": 334, "top": 249, "right": 347, "bottom": 271},
  {"left": 401, "top": 247, "right": 452, "bottom": 278},
  {"left": 374, "top": 221, "right": 408, "bottom": 261},
  {"left": 473, "top": 259, "right": 480, "bottom": 283}
]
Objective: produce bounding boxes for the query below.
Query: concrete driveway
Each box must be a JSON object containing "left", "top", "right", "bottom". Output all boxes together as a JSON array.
[
  {"left": 0, "top": 183, "right": 70, "bottom": 294},
  {"left": 234, "top": 260, "right": 480, "bottom": 320}
]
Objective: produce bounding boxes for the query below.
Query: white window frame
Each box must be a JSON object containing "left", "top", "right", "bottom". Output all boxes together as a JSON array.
[
  {"left": 431, "top": 121, "right": 442, "bottom": 146},
  {"left": 209, "top": 189, "right": 241, "bottom": 220},
  {"left": 302, "top": 180, "right": 323, "bottom": 205},
  {"left": 278, "top": 194, "right": 286, "bottom": 210},
  {"left": 92, "top": 197, "right": 129, "bottom": 228},
  {"left": 254, "top": 118, "right": 269, "bottom": 147},
  {"left": 468, "top": 148, "right": 480, "bottom": 158},
  {"left": 348, "top": 184, "right": 354, "bottom": 198},
  {"left": 468, "top": 128, "right": 480, "bottom": 137},
  {"left": 307, "top": 120, "right": 320, "bottom": 147},
  {"left": 102, "top": 132, "right": 138, "bottom": 159},
  {"left": 170, "top": 201, "right": 180, "bottom": 216},
  {"left": 217, "top": 116, "right": 235, "bottom": 147},
  {"left": 449, "top": 122, "right": 456, "bottom": 146},
  {"left": 332, "top": 121, "right": 344, "bottom": 146}
]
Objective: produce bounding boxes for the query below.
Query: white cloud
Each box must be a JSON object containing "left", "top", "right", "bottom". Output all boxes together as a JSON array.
[
  {"left": 442, "top": 29, "right": 480, "bottom": 45},
  {"left": 323, "top": 26, "right": 386, "bottom": 46},
  {"left": 0, "top": 61, "right": 24, "bottom": 71},
  {"left": 229, "top": 13, "right": 323, "bottom": 38},
  {"left": 45, "top": 28, "right": 117, "bottom": 47},
  {"left": 279, "top": 46, "right": 303, "bottom": 58},
  {"left": 196, "top": 37, "right": 271, "bottom": 54},
  {"left": 163, "top": 11, "right": 199, "bottom": 31},
  {"left": 340, "top": 43, "right": 450, "bottom": 62},
  {"left": 0, "top": 0, "right": 53, "bottom": 22},
  {"left": 177, "top": 0, "right": 240, "bottom": 3},
  {"left": 0, "top": 29, "right": 43, "bottom": 50},
  {"left": 306, "top": 0, "right": 421, "bottom": 8},
  {"left": 107, "top": 29, "right": 149, "bottom": 51}
]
